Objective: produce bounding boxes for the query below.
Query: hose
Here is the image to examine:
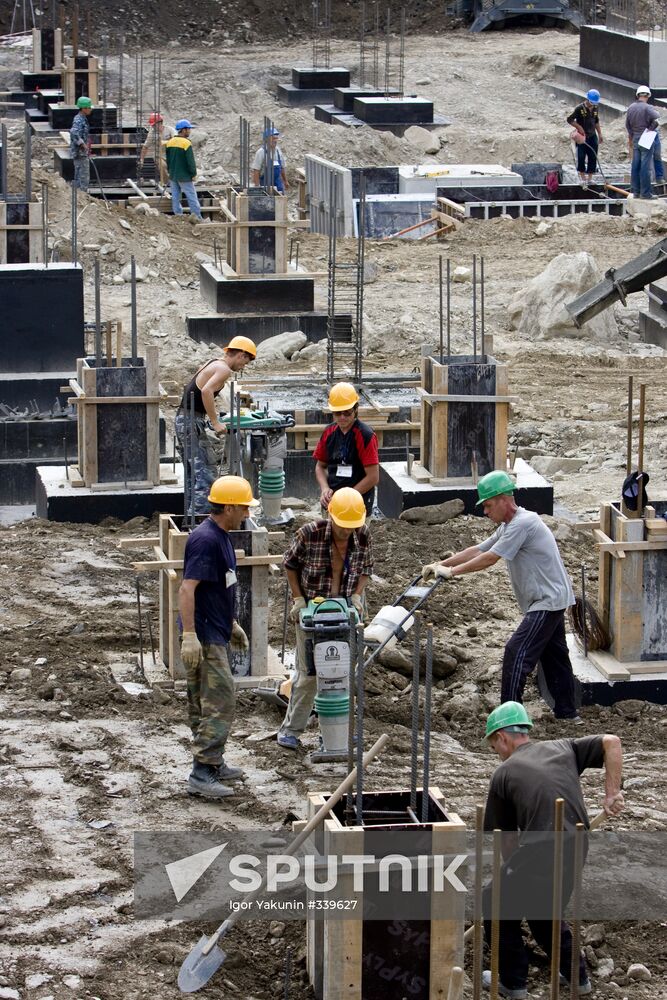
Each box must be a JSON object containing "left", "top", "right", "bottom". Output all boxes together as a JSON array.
[{"left": 89, "top": 156, "right": 111, "bottom": 210}]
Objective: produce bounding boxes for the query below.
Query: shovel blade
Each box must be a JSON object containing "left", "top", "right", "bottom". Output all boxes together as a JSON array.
[{"left": 177, "top": 935, "right": 227, "bottom": 993}]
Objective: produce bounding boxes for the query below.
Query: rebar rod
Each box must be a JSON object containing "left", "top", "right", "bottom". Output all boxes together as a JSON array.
[
  {"left": 359, "top": 1, "right": 366, "bottom": 88},
  {"left": 41, "top": 180, "right": 48, "bottom": 265},
  {"left": 581, "top": 564, "right": 588, "bottom": 659},
  {"left": 130, "top": 255, "right": 138, "bottom": 364},
  {"left": 409, "top": 612, "right": 421, "bottom": 813},
  {"left": 447, "top": 258, "right": 451, "bottom": 356},
  {"left": 135, "top": 576, "right": 144, "bottom": 672},
  {"left": 638, "top": 382, "right": 646, "bottom": 476},
  {"left": 355, "top": 622, "right": 365, "bottom": 826},
  {"left": 280, "top": 580, "right": 289, "bottom": 664},
  {"left": 570, "top": 823, "right": 585, "bottom": 1000},
  {"left": 480, "top": 256, "right": 485, "bottom": 345},
  {"left": 0, "top": 123, "right": 8, "bottom": 203},
  {"left": 490, "top": 829, "right": 501, "bottom": 1000},
  {"left": 63, "top": 434, "right": 69, "bottom": 479},
  {"left": 189, "top": 391, "right": 196, "bottom": 528},
  {"left": 550, "top": 798, "right": 565, "bottom": 1000},
  {"left": 439, "top": 256, "right": 444, "bottom": 363},
  {"left": 398, "top": 7, "right": 406, "bottom": 98},
  {"left": 146, "top": 610, "right": 156, "bottom": 665},
  {"left": 283, "top": 946, "right": 292, "bottom": 1000},
  {"left": 420, "top": 624, "right": 433, "bottom": 822},
  {"left": 346, "top": 617, "right": 357, "bottom": 818},
  {"left": 472, "top": 804, "right": 484, "bottom": 1000},
  {"left": 355, "top": 174, "right": 366, "bottom": 382},
  {"left": 384, "top": 7, "right": 391, "bottom": 95},
  {"left": 117, "top": 35, "right": 124, "bottom": 128},
  {"left": 94, "top": 258, "right": 102, "bottom": 365},
  {"left": 626, "top": 375, "right": 633, "bottom": 474},
  {"left": 24, "top": 120, "right": 31, "bottom": 200},
  {"left": 71, "top": 182, "right": 77, "bottom": 263},
  {"left": 472, "top": 254, "right": 478, "bottom": 361}
]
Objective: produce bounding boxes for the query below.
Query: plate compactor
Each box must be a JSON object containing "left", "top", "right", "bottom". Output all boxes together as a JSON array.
[{"left": 298, "top": 597, "right": 359, "bottom": 763}]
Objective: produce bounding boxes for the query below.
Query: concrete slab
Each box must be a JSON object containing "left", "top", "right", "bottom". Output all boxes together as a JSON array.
[
  {"left": 580, "top": 25, "right": 667, "bottom": 90},
  {"left": 398, "top": 164, "right": 523, "bottom": 194},
  {"left": 354, "top": 96, "right": 434, "bottom": 124},
  {"left": 199, "top": 262, "right": 315, "bottom": 314},
  {"left": 568, "top": 635, "right": 667, "bottom": 706},
  {"left": 276, "top": 84, "right": 338, "bottom": 107},
  {"left": 186, "top": 310, "right": 334, "bottom": 345},
  {"left": 36, "top": 463, "right": 185, "bottom": 524},
  {"left": 292, "top": 67, "right": 350, "bottom": 89},
  {"left": 377, "top": 457, "right": 553, "bottom": 518}
]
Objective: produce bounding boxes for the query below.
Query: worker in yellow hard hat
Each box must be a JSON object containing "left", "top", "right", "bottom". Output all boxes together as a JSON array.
[
  {"left": 277, "top": 487, "right": 374, "bottom": 750},
  {"left": 175, "top": 336, "right": 257, "bottom": 515},
  {"left": 313, "top": 382, "right": 379, "bottom": 518},
  {"left": 178, "top": 475, "right": 259, "bottom": 798}
]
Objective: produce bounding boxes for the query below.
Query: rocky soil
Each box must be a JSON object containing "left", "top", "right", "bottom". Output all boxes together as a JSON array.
[{"left": 0, "top": 18, "right": 666, "bottom": 1000}]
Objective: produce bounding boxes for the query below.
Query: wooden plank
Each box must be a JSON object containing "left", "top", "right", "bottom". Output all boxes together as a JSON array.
[
  {"left": 80, "top": 364, "right": 98, "bottom": 484},
  {"left": 292, "top": 408, "right": 306, "bottom": 450},
  {"left": 430, "top": 360, "right": 449, "bottom": 479},
  {"left": 323, "top": 821, "right": 363, "bottom": 1000},
  {"left": 436, "top": 196, "right": 466, "bottom": 218},
  {"left": 598, "top": 502, "right": 613, "bottom": 632},
  {"left": 291, "top": 421, "right": 415, "bottom": 433},
  {"left": 68, "top": 394, "right": 165, "bottom": 404},
  {"left": 145, "top": 345, "right": 161, "bottom": 485},
  {"left": 117, "top": 536, "right": 161, "bottom": 549},
  {"left": 158, "top": 515, "right": 172, "bottom": 668},
  {"left": 418, "top": 391, "right": 516, "bottom": 404},
  {"left": 168, "top": 527, "right": 188, "bottom": 680},
  {"left": 611, "top": 517, "right": 644, "bottom": 662},
  {"left": 494, "top": 363, "right": 509, "bottom": 472},
  {"left": 430, "top": 807, "right": 467, "bottom": 1000},
  {"left": 625, "top": 659, "right": 667, "bottom": 675},
  {"left": 306, "top": 794, "right": 327, "bottom": 995},
  {"left": 586, "top": 649, "right": 631, "bottom": 681}
]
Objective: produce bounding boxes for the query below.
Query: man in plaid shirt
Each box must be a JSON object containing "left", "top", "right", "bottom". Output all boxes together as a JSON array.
[{"left": 277, "top": 487, "right": 373, "bottom": 750}]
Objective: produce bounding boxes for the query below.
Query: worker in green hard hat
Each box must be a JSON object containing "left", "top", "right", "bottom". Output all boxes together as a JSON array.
[
  {"left": 421, "top": 470, "right": 580, "bottom": 721},
  {"left": 480, "top": 701, "right": 624, "bottom": 998},
  {"left": 70, "top": 96, "right": 93, "bottom": 192}
]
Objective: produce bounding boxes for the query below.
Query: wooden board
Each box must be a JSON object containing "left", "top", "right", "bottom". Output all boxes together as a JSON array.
[
  {"left": 429, "top": 798, "right": 466, "bottom": 999},
  {"left": 611, "top": 516, "right": 644, "bottom": 662}
]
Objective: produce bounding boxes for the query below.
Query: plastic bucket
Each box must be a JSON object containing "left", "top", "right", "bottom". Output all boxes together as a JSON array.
[{"left": 314, "top": 694, "right": 349, "bottom": 752}]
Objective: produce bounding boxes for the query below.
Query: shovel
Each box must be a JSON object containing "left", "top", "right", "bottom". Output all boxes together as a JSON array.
[{"left": 177, "top": 732, "right": 390, "bottom": 993}]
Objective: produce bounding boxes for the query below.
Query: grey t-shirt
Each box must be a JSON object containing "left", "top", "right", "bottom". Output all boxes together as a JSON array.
[
  {"left": 478, "top": 506, "right": 575, "bottom": 613},
  {"left": 625, "top": 100, "right": 659, "bottom": 139}
]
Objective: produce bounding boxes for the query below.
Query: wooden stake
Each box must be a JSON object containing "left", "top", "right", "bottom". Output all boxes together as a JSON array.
[
  {"left": 638, "top": 383, "right": 646, "bottom": 517},
  {"left": 550, "top": 798, "right": 565, "bottom": 1000}
]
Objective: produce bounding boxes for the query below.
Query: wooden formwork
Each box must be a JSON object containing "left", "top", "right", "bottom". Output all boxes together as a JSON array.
[
  {"left": 32, "top": 27, "right": 63, "bottom": 72},
  {"left": 287, "top": 403, "right": 421, "bottom": 452},
  {"left": 120, "top": 514, "right": 282, "bottom": 685},
  {"left": 304, "top": 786, "right": 466, "bottom": 1000},
  {"left": 413, "top": 347, "right": 510, "bottom": 485},
  {"left": 0, "top": 201, "right": 44, "bottom": 264},
  {"left": 66, "top": 346, "right": 163, "bottom": 489},
  {"left": 591, "top": 500, "right": 667, "bottom": 679},
  {"left": 61, "top": 55, "right": 99, "bottom": 105}
]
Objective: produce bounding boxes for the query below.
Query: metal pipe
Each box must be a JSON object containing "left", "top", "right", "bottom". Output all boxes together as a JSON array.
[
  {"left": 409, "top": 612, "right": 421, "bottom": 813},
  {"left": 570, "top": 823, "right": 585, "bottom": 1000},
  {"left": 581, "top": 564, "right": 588, "bottom": 659},
  {"left": 135, "top": 576, "right": 144, "bottom": 672},
  {"left": 626, "top": 375, "right": 633, "bottom": 474},
  {"left": 94, "top": 258, "right": 102, "bottom": 366},
  {"left": 130, "top": 255, "right": 138, "bottom": 364},
  {"left": 472, "top": 803, "right": 484, "bottom": 1000},
  {"left": 355, "top": 621, "right": 365, "bottom": 826},
  {"left": 472, "top": 253, "right": 478, "bottom": 361},
  {"left": 420, "top": 624, "right": 433, "bottom": 822},
  {"left": 550, "top": 798, "right": 565, "bottom": 1000},
  {"left": 490, "top": 828, "right": 501, "bottom": 1000}
]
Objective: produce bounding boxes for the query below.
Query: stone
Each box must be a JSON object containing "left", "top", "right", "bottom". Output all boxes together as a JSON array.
[
  {"left": 626, "top": 964, "right": 651, "bottom": 981},
  {"left": 415, "top": 76, "right": 432, "bottom": 85},
  {"left": 530, "top": 456, "right": 585, "bottom": 476},
  {"left": 119, "top": 218, "right": 132, "bottom": 231},
  {"left": 9, "top": 667, "right": 31, "bottom": 683},
  {"left": 595, "top": 958, "right": 615, "bottom": 981},
  {"left": 452, "top": 265, "right": 471, "bottom": 283},
  {"left": 297, "top": 341, "right": 326, "bottom": 360},
  {"left": 152, "top": 687, "right": 170, "bottom": 706},
  {"left": 255, "top": 330, "right": 307, "bottom": 365},
  {"left": 404, "top": 125, "right": 440, "bottom": 155},
  {"left": 614, "top": 699, "right": 645, "bottom": 721},
  {"left": 120, "top": 262, "right": 147, "bottom": 282},
  {"left": 112, "top": 275, "right": 124, "bottom": 285},
  {"left": 189, "top": 129, "right": 208, "bottom": 148},
  {"left": 379, "top": 641, "right": 457, "bottom": 680},
  {"left": 281, "top": 496, "right": 310, "bottom": 510},
  {"left": 534, "top": 221, "right": 552, "bottom": 236},
  {"left": 585, "top": 945, "right": 599, "bottom": 968},
  {"left": 583, "top": 923, "right": 606, "bottom": 947},
  {"left": 34, "top": 657, "right": 47, "bottom": 666},
  {"left": 26, "top": 972, "right": 53, "bottom": 988},
  {"left": 508, "top": 252, "right": 619, "bottom": 341},
  {"left": 0, "top": 990, "right": 20, "bottom": 999},
  {"left": 269, "top": 920, "right": 285, "bottom": 937},
  {"left": 364, "top": 260, "right": 380, "bottom": 284},
  {"left": 99, "top": 243, "right": 115, "bottom": 256},
  {"left": 133, "top": 202, "right": 152, "bottom": 215},
  {"left": 399, "top": 498, "right": 465, "bottom": 525}
]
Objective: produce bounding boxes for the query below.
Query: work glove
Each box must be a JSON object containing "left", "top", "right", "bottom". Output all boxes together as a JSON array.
[
  {"left": 181, "top": 631, "right": 202, "bottom": 668},
  {"left": 421, "top": 562, "right": 455, "bottom": 582},
  {"left": 230, "top": 621, "right": 249, "bottom": 652},
  {"left": 350, "top": 593, "right": 364, "bottom": 618},
  {"left": 289, "top": 596, "right": 307, "bottom": 623}
]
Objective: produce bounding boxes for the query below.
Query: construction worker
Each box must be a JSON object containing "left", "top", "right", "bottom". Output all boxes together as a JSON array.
[
  {"left": 178, "top": 475, "right": 258, "bottom": 799},
  {"left": 421, "top": 470, "right": 581, "bottom": 721},
  {"left": 175, "top": 336, "right": 257, "bottom": 515},
  {"left": 139, "top": 112, "right": 173, "bottom": 184},
  {"left": 566, "top": 89, "right": 603, "bottom": 188},
  {"left": 481, "top": 702, "right": 624, "bottom": 998},
  {"left": 69, "top": 96, "right": 93, "bottom": 192},
  {"left": 251, "top": 127, "right": 289, "bottom": 192},
  {"left": 165, "top": 119, "right": 207, "bottom": 221},
  {"left": 626, "top": 85, "right": 660, "bottom": 200},
  {"left": 277, "top": 487, "right": 373, "bottom": 750},
  {"left": 314, "top": 383, "right": 379, "bottom": 518}
]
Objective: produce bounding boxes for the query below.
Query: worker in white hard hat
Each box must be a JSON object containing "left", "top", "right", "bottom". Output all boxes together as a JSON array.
[{"left": 625, "top": 85, "right": 660, "bottom": 199}]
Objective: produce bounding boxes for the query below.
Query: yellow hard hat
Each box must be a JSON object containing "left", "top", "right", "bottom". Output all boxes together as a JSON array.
[
  {"left": 327, "top": 382, "right": 359, "bottom": 412},
  {"left": 328, "top": 487, "right": 366, "bottom": 528},
  {"left": 208, "top": 475, "right": 259, "bottom": 506},
  {"left": 225, "top": 336, "right": 257, "bottom": 358}
]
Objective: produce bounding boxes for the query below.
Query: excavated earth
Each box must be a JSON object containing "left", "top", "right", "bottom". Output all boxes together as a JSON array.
[{"left": 1, "top": 20, "right": 667, "bottom": 1000}]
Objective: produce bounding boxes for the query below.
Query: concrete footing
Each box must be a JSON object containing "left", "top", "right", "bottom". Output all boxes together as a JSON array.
[
  {"left": 199, "top": 261, "right": 315, "bottom": 314},
  {"left": 377, "top": 457, "right": 553, "bottom": 517},
  {"left": 568, "top": 635, "right": 667, "bottom": 706},
  {"left": 36, "top": 464, "right": 184, "bottom": 523},
  {"left": 186, "top": 310, "right": 334, "bottom": 345}
]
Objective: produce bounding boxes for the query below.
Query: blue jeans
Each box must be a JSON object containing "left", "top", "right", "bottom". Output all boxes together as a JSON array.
[
  {"left": 654, "top": 133, "right": 665, "bottom": 182},
  {"left": 631, "top": 139, "right": 654, "bottom": 198},
  {"left": 170, "top": 178, "right": 203, "bottom": 219}
]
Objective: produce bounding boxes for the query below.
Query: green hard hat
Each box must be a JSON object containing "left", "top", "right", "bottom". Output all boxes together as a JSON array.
[
  {"left": 476, "top": 469, "right": 516, "bottom": 506},
  {"left": 76, "top": 96, "right": 93, "bottom": 109},
  {"left": 484, "top": 701, "right": 533, "bottom": 741}
]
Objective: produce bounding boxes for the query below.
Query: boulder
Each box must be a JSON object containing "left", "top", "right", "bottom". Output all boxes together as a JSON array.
[
  {"left": 404, "top": 125, "right": 440, "bottom": 155},
  {"left": 452, "top": 266, "right": 471, "bottom": 283},
  {"left": 626, "top": 964, "right": 651, "bottom": 981},
  {"left": 378, "top": 641, "right": 457, "bottom": 680},
  {"left": 399, "top": 499, "right": 464, "bottom": 525},
  {"left": 595, "top": 958, "right": 615, "bottom": 981},
  {"left": 530, "top": 456, "right": 585, "bottom": 476},
  {"left": 120, "top": 262, "right": 148, "bottom": 282},
  {"left": 508, "top": 252, "right": 619, "bottom": 341},
  {"left": 255, "top": 330, "right": 306, "bottom": 365}
]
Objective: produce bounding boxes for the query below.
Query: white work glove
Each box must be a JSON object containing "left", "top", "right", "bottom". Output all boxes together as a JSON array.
[
  {"left": 421, "top": 562, "right": 455, "bottom": 582},
  {"left": 181, "top": 631, "right": 202, "bottom": 668},
  {"left": 230, "top": 621, "right": 249, "bottom": 652},
  {"left": 350, "top": 593, "right": 364, "bottom": 618},
  {"left": 289, "top": 596, "right": 307, "bottom": 623}
]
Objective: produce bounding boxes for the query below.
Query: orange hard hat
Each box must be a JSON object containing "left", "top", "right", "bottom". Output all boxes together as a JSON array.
[
  {"left": 328, "top": 488, "right": 366, "bottom": 528},
  {"left": 225, "top": 336, "right": 257, "bottom": 358},
  {"left": 327, "top": 382, "right": 360, "bottom": 412}
]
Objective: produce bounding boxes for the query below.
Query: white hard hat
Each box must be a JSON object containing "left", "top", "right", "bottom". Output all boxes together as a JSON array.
[{"left": 636, "top": 85, "right": 652, "bottom": 97}]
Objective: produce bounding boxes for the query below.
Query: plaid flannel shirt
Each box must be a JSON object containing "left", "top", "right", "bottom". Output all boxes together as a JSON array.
[{"left": 283, "top": 518, "right": 373, "bottom": 600}]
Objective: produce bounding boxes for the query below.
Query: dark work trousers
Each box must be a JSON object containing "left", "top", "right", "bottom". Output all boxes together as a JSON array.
[
  {"left": 576, "top": 133, "right": 598, "bottom": 175},
  {"left": 502, "top": 610, "right": 576, "bottom": 718},
  {"left": 483, "top": 850, "right": 587, "bottom": 991}
]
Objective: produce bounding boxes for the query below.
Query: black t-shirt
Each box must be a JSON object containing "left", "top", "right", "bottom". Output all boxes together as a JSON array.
[
  {"left": 567, "top": 102, "right": 599, "bottom": 137},
  {"left": 182, "top": 517, "right": 237, "bottom": 644},
  {"left": 484, "top": 737, "right": 604, "bottom": 835}
]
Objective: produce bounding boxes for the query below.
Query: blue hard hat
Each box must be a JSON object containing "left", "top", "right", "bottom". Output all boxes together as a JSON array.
[
  {"left": 586, "top": 89, "right": 601, "bottom": 104},
  {"left": 263, "top": 126, "right": 280, "bottom": 138},
  {"left": 175, "top": 118, "right": 194, "bottom": 131}
]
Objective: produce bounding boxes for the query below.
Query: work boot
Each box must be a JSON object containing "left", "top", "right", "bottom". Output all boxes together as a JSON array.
[
  {"left": 187, "top": 759, "right": 234, "bottom": 799},
  {"left": 277, "top": 732, "right": 302, "bottom": 750},
  {"left": 482, "top": 971, "right": 527, "bottom": 1000},
  {"left": 559, "top": 973, "right": 592, "bottom": 995},
  {"left": 216, "top": 759, "right": 245, "bottom": 782}
]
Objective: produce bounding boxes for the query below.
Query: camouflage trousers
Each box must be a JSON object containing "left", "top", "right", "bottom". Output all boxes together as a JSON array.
[
  {"left": 175, "top": 412, "right": 219, "bottom": 516},
  {"left": 184, "top": 641, "right": 236, "bottom": 765},
  {"left": 72, "top": 155, "right": 90, "bottom": 191}
]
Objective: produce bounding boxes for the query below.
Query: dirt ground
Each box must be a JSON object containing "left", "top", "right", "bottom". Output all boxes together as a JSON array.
[{"left": 1, "top": 20, "right": 667, "bottom": 1000}]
